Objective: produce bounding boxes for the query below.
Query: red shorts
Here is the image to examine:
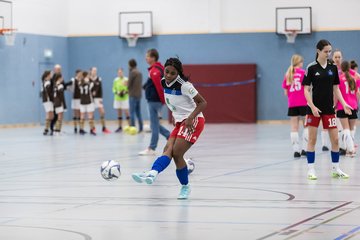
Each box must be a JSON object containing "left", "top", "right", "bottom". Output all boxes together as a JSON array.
[
  {"left": 170, "top": 117, "right": 205, "bottom": 144},
  {"left": 305, "top": 114, "right": 337, "bottom": 129}
]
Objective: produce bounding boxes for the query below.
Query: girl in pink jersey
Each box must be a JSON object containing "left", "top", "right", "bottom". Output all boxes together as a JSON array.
[
  {"left": 336, "top": 61, "right": 359, "bottom": 157},
  {"left": 350, "top": 60, "right": 360, "bottom": 80},
  {"left": 350, "top": 60, "right": 358, "bottom": 72},
  {"left": 282, "top": 54, "right": 308, "bottom": 158},
  {"left": 332, "top": 49, "right": 348, "bottom": 155}
]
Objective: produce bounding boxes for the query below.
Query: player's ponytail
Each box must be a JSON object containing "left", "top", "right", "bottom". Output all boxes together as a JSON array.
[
  {"left": 80, "top": 71, "right": 88, "bottom": 85},
  {"left": 341, "top": 61, "right": 356, "bottom": 91},
  {"left": 286, "top": 54, "right": 303, "bottom": 85}
]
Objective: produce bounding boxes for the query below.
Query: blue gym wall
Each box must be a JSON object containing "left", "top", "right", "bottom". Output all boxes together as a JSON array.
[
  {"left": 0, "top": 33, "right": 69, "bottom": 124},
  {"left": 1, "top": 31, "right": 360, "bottom": 124}
]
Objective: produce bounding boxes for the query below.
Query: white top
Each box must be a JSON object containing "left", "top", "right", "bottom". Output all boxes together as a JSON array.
[{"left": 161, "top": 75, "right": 204, "bottom": 123}]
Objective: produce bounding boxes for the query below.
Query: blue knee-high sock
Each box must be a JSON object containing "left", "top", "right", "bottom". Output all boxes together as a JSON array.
[
  {"left": 176, "top": 166, "right": 189, "bottom": 185},
  {"left": 151, "top": 155, "right": 171, "bottom": 173},
  {"left": 307, "top": 151, "right": 315, "bottom": 164},
  {"left": 331, "top": 151, "right": 339, "bottom": 163}
]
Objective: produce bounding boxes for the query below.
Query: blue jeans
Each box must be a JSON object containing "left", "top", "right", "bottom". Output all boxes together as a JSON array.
[
  {"left": 129, "top": 97, "right": 143, "bottom": 131},
  {"left": 148, "top": 101, "right": 170, "bottom": 150}
]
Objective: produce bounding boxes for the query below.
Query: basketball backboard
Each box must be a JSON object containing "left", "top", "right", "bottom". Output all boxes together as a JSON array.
[
  {"left": 276, "top": 7, "right": 312, "bottom": 34},
  {"left": 119, "top": 11, "right": 152, "bottom": 38},
  {"left": 0, "top": 0, "right": 12, "bottom": 30}
]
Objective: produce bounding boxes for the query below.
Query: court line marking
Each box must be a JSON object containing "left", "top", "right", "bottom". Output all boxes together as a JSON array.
[
  {"left": 256, "top": 201, "right": 353, "bottom": 240},
  {"left": 283, "top": 205, "right": 360, "bottom": 240},
  {"left": 334, "top": 226, "right": 360, "bottom": 240},
  {"left": 199, "top": 159, "right": 294, "bottom": 181},
  {"left": 0, "top": 225, "right": 92, "bottom": 240}
]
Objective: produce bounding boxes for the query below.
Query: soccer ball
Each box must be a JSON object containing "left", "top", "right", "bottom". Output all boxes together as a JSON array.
[
  {"left": 186, "top": 158, "right": 195, "bottom": 175},
  {"left": 127, "top": 126, "right": 138, "bottom": 135},
  {"left": 100, "top": 160, "right": 121, "bottom": 181},
  {"left": 124, "top": 126, "right": 138, "bottom": 135}
]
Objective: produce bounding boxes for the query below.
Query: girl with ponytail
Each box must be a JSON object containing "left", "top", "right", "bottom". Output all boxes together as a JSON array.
[
  {"left": 282, "top": 54, "right": 308, "bottom": 158},
  {"left": 336, "top": 61, "right": 359, "bottom": 157}
]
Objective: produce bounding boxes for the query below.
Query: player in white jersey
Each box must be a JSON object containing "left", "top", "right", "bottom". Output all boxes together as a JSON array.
[{"left": 132, "top": 58, "right": 207, "bottom": 199}]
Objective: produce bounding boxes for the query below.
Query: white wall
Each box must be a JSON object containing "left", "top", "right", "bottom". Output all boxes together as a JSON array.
[
  {"left": 222, "top": 0, "right": 360, "bottom": 33},
  {"left": 10, "top": 0, "right": 360, "bottom": 36},
  {"left": 13, "top": 0, "right": 68, "bottom": 36}
]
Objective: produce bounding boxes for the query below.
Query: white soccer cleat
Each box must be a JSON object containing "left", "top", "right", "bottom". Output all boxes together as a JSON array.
[
  {"left": 138, "top": 148, "right": 156, "bottom": 156},
  {"left": 131, "top": 172, "right": 147, "bottom": 183},
  {"left": 332, "top": 168, "right": 350, "bottom": 179},
  {"left": 307, "top": 169, "right": 317, "bottom": 180}
]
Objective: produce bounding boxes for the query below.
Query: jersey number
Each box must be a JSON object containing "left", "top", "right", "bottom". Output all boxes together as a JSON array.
[
  {"left": 80, "top": 85, "right": 89, "bottom": 95},
  {"left": 344, "top": 82, "right": 355, "bottom": 94},
  {"left": 178, "top": 125, "right": 188, "bottom": 137},
  {"left": 328, "top": 118, "right": 337, "bottom": 127},
  {"left": 289, "top": 77, "right": 302, "bottom": 92}
]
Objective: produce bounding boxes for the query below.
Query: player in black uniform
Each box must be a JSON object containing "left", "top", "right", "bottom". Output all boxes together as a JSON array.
[
  {"left": 50, "top": 64, "right": 62, "bottom": 134},
  {"left": 90, "top": 67, "right": 111, "bottom": 133},
  {"left": 65, "top": 69, "right": 82, "bottom": 133},
  {"left": 41, "top": 70, "right": 54, "bottom": 135},
  {"left": 53, "top": 73, "right": 65, "bottom": 135},
  {"left": 79, "top": 71, "right": 96, "bottom": 135},
  {"left": 302, "top": 39, "right": 352, "bottom": 180}
]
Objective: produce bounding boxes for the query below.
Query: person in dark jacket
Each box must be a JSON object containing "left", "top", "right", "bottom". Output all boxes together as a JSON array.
[{"left": 139, "top": 49, "right": 170, "bottom": 155}]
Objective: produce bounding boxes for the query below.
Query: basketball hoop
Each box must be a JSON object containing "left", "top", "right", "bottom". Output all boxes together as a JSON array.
[
  {"left": 126, "top": 34, "right": 139, "bottom": 47},
  {"left": 0, "top": 28, "right": 17, "bottom": 46},
  {"left": 285, "top": 30, "right": 298, "bottom": 44}
]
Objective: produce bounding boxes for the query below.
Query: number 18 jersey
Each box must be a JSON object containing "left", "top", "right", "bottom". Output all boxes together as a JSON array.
[{"left": 282, "top": 67, "right": 307, "bottom": 108}]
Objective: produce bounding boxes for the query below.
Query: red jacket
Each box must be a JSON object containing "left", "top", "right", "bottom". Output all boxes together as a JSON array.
[{"left": 148, "top": 62, "right": 165, "bottom": 104}]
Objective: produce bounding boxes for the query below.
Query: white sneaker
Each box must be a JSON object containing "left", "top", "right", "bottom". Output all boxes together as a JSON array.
[
  {"left": 178, "top": 185, "right": 191, "bottom": 200},
  {"left": 307, "top": 169, "right": 317, "bottom": 180},
  {"left": 131, "top": 172, "right": 147, "bottom": 183},
  {"left": 132, "top": 170, "right": 158, "bottom": 184},
  {"left": 332, "top": 168, "right": 350, "bottom": 179},
  {"left": 144, "top": 173, "right": 157, "bottom": 185},
  {"left": 138, "top": 148, "right": 156, "bottom": 156}
]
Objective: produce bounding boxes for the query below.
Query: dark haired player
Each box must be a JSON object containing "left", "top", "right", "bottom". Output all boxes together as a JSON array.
[
  {"left": 303, "top": 39, "right": 352, "bottom": 180},
  {"left": 132, "top": 57, "right": 207, "bottom": 199}
]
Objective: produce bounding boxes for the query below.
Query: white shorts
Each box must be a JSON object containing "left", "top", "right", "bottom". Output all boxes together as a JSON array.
[
  {"left": 80, "top": 103, "right": 95, "bottom": 113},
  {"left": 43, "top": 102, "right": 54, "bottom": 113},
  {"left": 55, "top": 106, "right": 64, "bottom": 114},
  {"left": 71, "top": 99, "right": 81, "bottom": 110},
  {"left": 94, "top": 98, "right": 104, "bottom": 109},
  {"left": 113, "top": 100, "right": 129, "bottom": 110}
]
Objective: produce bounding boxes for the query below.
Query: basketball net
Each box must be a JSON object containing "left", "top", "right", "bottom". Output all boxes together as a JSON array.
[
  {"left": 126, "top": 34, "right": 139, "bottom": 47},
  {"left": 285, "top": 30, "right": 298, "bottom": 44},
  {"left": 0, "top": 28, "right": 17, "bottom": 46}
]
